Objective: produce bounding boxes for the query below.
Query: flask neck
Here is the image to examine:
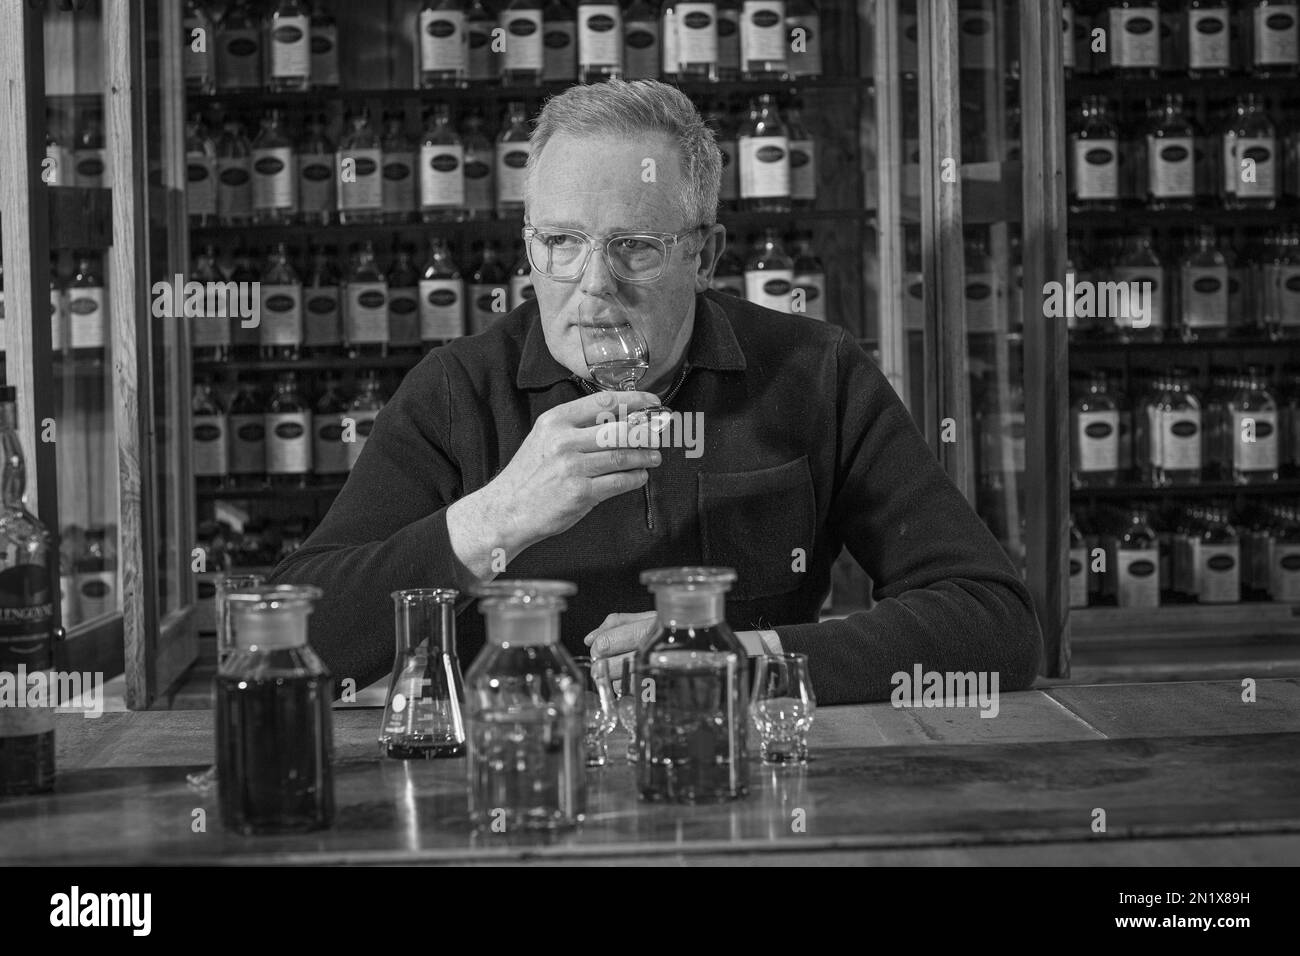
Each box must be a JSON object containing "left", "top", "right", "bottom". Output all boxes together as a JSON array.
[{"left": 654, "top": 590, "right": 726, "bottom": 628}]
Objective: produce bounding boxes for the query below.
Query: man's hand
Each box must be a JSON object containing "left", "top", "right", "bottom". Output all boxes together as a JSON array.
[
  {"left": 447, "top": 390, "right": 663, "bottom": 580},
  {"left": 584, "top": 610, "right": 658, "bottom": 659}
]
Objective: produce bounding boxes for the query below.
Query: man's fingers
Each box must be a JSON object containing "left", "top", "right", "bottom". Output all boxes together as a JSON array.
[
  {"left": 587, "top": 469, "right": 649, "bottom": 502},
  {"left": 548, "top": 390, "right": 662, "bottom": 428},
  {"left": 581, "top": 448, "right": 662, "bottom": 477}
]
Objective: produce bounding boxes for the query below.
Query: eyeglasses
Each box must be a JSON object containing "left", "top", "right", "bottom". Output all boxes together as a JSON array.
[{"left": 522, "top": 224, "right": 708, "bottom": 283}]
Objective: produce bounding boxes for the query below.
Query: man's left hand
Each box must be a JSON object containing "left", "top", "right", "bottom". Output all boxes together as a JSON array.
[{"left": 584, "top": 611, "right": 658, "bottom": 659}]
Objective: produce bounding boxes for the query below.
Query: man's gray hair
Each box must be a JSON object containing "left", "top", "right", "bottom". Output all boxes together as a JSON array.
[{"left": 524, "top": 79, "right": 722, "bottom": 229}]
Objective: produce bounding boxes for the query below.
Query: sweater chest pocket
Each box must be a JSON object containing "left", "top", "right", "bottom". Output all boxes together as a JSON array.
[{"left": 697, "top": 456, "right": 816, "bottom": 602}]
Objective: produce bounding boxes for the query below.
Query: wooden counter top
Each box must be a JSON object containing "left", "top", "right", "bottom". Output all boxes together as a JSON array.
[{"left": 3, "top": 680, "right": 1299, "bottom": 865}]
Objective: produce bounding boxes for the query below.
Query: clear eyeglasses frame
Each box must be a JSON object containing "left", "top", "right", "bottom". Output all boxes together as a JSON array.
[{"left": 522, "top": 223, "right": 709, "bottom": 283}]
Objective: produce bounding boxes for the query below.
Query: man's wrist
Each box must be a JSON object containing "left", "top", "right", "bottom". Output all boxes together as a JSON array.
[{"left": 447, "top": 487, "right": 523, "bottom": 581}]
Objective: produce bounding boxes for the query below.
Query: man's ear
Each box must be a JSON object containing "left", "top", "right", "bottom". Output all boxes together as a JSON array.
[{"left": 694, "top": 224, "right": 727, "bottom": 293}]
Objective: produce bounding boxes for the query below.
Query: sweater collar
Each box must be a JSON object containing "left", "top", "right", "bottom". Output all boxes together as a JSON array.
[{"left": 515, "top": 292, "right": 748, "bottom": 390}]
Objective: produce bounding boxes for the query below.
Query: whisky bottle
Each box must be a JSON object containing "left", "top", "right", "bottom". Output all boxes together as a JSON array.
[
  {"left": 542, "top": 0, "right": 579, "bottom": 82},
  {"left": 676, "top": 1, "right": 719, "bottom": 80},
  {"left": 380, "top": 112, "right": 417, "bottom": 224},
  {"left": 495, "top": 101, "right": 530, "bottom": 218},
  {"left": 420, "top": 0, "right": 470, "bottom": 88},
  {"left": 266, "top": 0, "right": 311, "bottom": 92},
  {"left": 1185, "top": 0, "right": 1231, "bottom": 76},
  {"left": 183, "top": 0, "right": 216, "bottom": 94},
  {"left": 192, "top": 377, "right": 229, "bottom": 490},
  {"left": 1145, "top": 93, "right": 1196, "bottom": 211},
  {"left": 303, "top": 246, "right": 343, "bottom": 356},
  {"left": 216, "top": 0, "right": 263, "bottom": 92},
  {"left": 624, "top": 0, "right": 661, "bottom": 79},
  {"left": 344, "top": 240, "right": 390, "bottom": 357},
  {"left": 467, "top": 0, "right": 498, "bottom": 84},
  {"left": 461, "top": 114, "right": 496, "bottom": 220},
  {"left": 185, "top": 115, "right": 218, "bottom": 227},
  {"left": 310, "top": 1, "right": 341, "bottom": 89},
  {"left": 743, "top": 229, "right": 794, "bottom": 313},
  {"left": 337, "top": 110, "right": 384, "bottom": 225},
  {"left": 468, "top": 242, "right": 511, "bottom": 333},
  {"left": 251, "top": 109, "right": 297, "bottom": 225},
  {"left": 738, "top": 94, "right": 790, "bottom": 213},
  {"left": 216, "top": 116, "right": 253, "bottom": 226},
  {"left": 419, "top": 104, "right": 466, "bottom": 223},
  {"left": 387, "top": 246, "right": 422, "bottom": 351},
  {"left": 259, "top": 242, "right": 304, "bottom": 361},
  {"left": 1221, "top": 93, "right": 1278, "bottom": 210},
  {"left": 1068, "top": 95, "right": 1119, "bottom": 212},
  {"left": 578, "top": 0, "right": 624, "bottom": 81},
  {"left": 265, "top": 372, "right": 313, "bottom": 487},
  {"left": 740, "top": 0, "right": 786, "bottom": 79},
  {"left": 1177, "top": 225, "right": 1229, "bottom": 342},
  {"left": 500, "top": 0, "right": 546, "bottom": 84},
  {"left": 297, "top": 113, "right": 335, "bottom": 226},
  {"left": 345, "top": 372, "right": 387, "bottom": 472},
  {"left": 419, "top": 237, "right": 466, "bottom": 342}
]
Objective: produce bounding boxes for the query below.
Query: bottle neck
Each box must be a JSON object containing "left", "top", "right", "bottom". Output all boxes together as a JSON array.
[
  {"left": 0, "top": 400, "right": 26, "bottom": 509},
  {"left": 484, "top": 606, "right": 560, "bottom": 646},
  {"left": 654, "top": 589, "right": 726, "bottom": 628}
]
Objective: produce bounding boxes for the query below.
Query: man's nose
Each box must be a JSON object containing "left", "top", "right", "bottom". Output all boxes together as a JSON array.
[{"left": 578, "top": 240, "right": 620, "bottom": 297}]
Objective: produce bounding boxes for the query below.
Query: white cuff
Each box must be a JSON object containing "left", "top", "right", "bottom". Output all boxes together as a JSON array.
[{"left": 737, "top": 629, "right": 784, "bottom": 656}]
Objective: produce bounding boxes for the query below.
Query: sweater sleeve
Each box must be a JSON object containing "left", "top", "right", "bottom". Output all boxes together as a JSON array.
[
  {"left": 268, "top": 352, "right": 480, "bottom": 695},
  {"left": 773, "top": 331, "right": 1043, "bottom": 705}
]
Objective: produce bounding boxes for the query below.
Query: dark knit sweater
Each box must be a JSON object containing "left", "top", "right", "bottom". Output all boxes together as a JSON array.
[{"left": 270, "top": 290, "right": 1043, "bottom": 704}]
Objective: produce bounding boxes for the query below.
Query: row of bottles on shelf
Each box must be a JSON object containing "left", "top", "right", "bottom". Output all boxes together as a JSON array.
[
  {"left": 1063, "top": 226, "right": 1300, "bottom": 340},
  {"left": 56, "top": 526, "right": 119, "bottom": 629},
  {"left": 978, "top": 363, "right": 1300, "bottom": 491},
  {"left": 1068, "top": 94, "right": 1300, "bottom": 212},
  {"left": 1069, "top": 501, "right": 1300, "bottom": 608},
  {"left": 47, "top": 254, "right": 110, "bottom": 356},
  {"left": 195, "top": 516, "right": 313, "bottom": 576},
  {"left": 183, "top": 230, "right": 825, "bottom": 361},
  {"left": 193, "top": 370, "right": 389, "bottom": 485},
  {"left": 1069, "top": 365, "right": 1299, "bottom": 490},
  {"left": 183, "top": 95, "right": 817, "bottom": 227},
  {"left": 1062, "top": 0, "right": 1300, "bottom": 78},
  {"left": 184, "top": 0, "right": 825, "bottom": 94}
]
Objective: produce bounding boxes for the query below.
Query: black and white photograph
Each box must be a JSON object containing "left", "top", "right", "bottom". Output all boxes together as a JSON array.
[{"left": 0, "top": 0, "right": 1295, "bottom": 920}]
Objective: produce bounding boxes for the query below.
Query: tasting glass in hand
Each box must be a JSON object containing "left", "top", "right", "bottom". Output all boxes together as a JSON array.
[
  {"left": 749, "top": 653, "right": 816, "bottom": 764},
  {"left": 573, "top": 656, "right": 618, "bottom": 767},
  {"left": 186, "top": 572, "right": 269, "bottom": 791},
  {"left": 578, "top": 295, "right": 669, "bottom": 423},
  {"left": 603, "top": 653, "right": 639, "bottom": 763}
]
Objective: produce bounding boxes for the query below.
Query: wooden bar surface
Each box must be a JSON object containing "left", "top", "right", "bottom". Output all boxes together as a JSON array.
[{"left": 2, "top": 681, "right": 1298, "bottom": 865}]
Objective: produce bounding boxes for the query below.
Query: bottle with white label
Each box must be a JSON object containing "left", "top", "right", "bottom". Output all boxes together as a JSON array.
[
  {"left": 184, "top": 0, "right": 216, "bottom": 94},
  {"left": 252, "top": 109, "right": 297, "bottom": 224},
  {"left": 1270, "top": 507, "right": 1300, "bottom": 601},
  {"left": 578, "top": 0, "right": 624, "bottom": 81},
  {"left": 1197, "top": 507, "right": 1241, "bottom": 603},
  {"left": 387, "top": 247, "right": 422, "bottom": 351},
  {"left": 1115, "top": 509, "right": 1160, "bottom": 607},
  {"left": 260, "top": 242, "right": 304, "bottom": 360},
  {"left": 1068, "top": 95, "right": 1119, "bottom": 212},
  {"left": 345, "top": 372, "right": 387, "bottom": 472},
  {"left": 73, "top": 108, "right": 108, "bottom": 189},
  {"left": 1155, "top": 371, "right": 1204, "bottom": 487},
  {"left": 419, "top": 237, "right": 465, "bottom": 341},
  {"left": 312, "top": 376, "right": 350, "bottom": 477},
  {"left": 345, "top": 240, "right": 390, "bottom": 357},
  {"left": 1071, "top": 369, "right": 1120, "bottom": 489},
  {"left": 469, "top": 242, "right": 511, "bottom": 333},
  {"left": 496, "top": 101, "right": 530, "bottom": 217},
  {"left": 297, "top": 113, "right": 335, "bottom": 226},
  {"left": 380, "top": 112, "right": 417, "bottom": 224},
  {"left": 1257, "top": 228, "right": 1287, "bottom": 335},
  {"left": 786, "top": 0, "right": 822, "bottom": 77},
  {"left": 1145, "top": 93, "right": 1196, "bottom": 211},
  {"left": 1231, "top": 368, "right": 1280, "bottom": 483},
  {"left": 186, "top": 116, "right": 218, "bottom": 227},
  {"left": 739, "top": 94, "right": 790, "bottom": 212},
  {"left": 468, "top": 0, "right": 498, "bottom": 83},
  {"left": 190, "top": 245, "right": 229, "bottom": 362},
  {"left": 216, "top": 116, "right": 253, "bottom": 226},
  {"left": 791, "top": 232, "right": 825, "bottom": 320},
  {"left": 68, "top": 254, "right": 107, "bottom": 360},
  {"left": 1247, "top": 0, "right": 1300, "bottom": 76},
  {"left": 74, "top": 529, "right": 117, "bottom": 623},
  {"left": 310, "top": 2, "right": 341, "bottom": 89},
  {"left": 44, "top": 109, "right": 69, "bottom": 189},
  {"left": 661, "top": 1, "right": 679, "bottom": 79},
  {"left": 500, "top": 0, "right": 545, "bottom": 83},
  {"left": 228, "top": 248, "right": 261, "bottom": 359},
  {"left": 1279, "top": 226, "right": 1300, "bottom": 337},
  {"left": 303, "top": 246, "right": 343, "bottom": 356},
  {"left": 543, "top": 0, "right": 579, "bottom": 82},
  {"left": 1177, "top": 226, "right": 1229, "bottom": 341},
  {"left": 461, "top": 114, "right": 496, "bottom": 220},
  {"left": 267, "top": 0, "right": 311, "bottom": 92},
  {"left": 1112, "top": 228, "right": 1166, "bottom": 342},
  {"left": 1062, "top": 0, "right": 1077, "bottom": 76},
  {"left": 420, "top": 0, "right": 469, "bottom": 88},
  {"left": 227, "top": 378, "right": 266, "bottom": 486},
  {"left": 216, "top": 0, "right": 263, "bottom": 92},
  {"left": 706, "top": 107, "right": 739, "bottom": 210},
  {"left": 192, "top": 378, "right": 229, "bottom": 488},
  {"left": 675, "top": 1, "right": 717, "bottom": 79},
  {"left": 1185, "top": 0, "right": 1231, "bottom": 76},
  {"left": 785, "top": 102, "right": 816, "bottom": 209},
  {"left": 266, "top": 372, "right": 313, "bottom": 486},
  {"left": 743, "top": 229, "right": 794, "bottom": 313},
  {"left": 624, "top": 0, "right": 662, "bottom": 78},
  {"left": 510, "top": 244, "right": 535, "bottom": 309},
  {"left": 420, "top": 104, "right": 466, "bottom": 222},
  {"left": 1221, "top": 93, "right": 1278, "bottom": 210},
  {"left": 1108, "top": 0, "right": 1161, "bottom": 77},
  {"left": 1068, "top": 514, "right": 1089, "bottom": 608},
  {"left": 740, "top": 0, "right": 786, "bottom": 78},
  {"left": 337, "top": 110, "right": 384, "bottom": 224}
]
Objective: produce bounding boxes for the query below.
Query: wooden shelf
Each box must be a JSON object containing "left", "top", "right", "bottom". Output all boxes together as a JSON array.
[
  {"left": 1070, "top": 206, "right": 1300, "bottom": 229},
  {"left": 1066, "top": 73, "right": 1300, "bottom": 100},
  {"left": 1072, "top": 603, "right": 1300, "bottom": 644},
  {"left": 1069, "top": 334, "right": 1300, "bottom": 353},
  {"left": 194, "top": 354, "right": 424, "bottom": 374},
  {"left": 197, "top": 482, "right": 345, "bottom": 501},
  {"left": 188, "top": 76, "right": 872, "bottom": 112},
  {"left": 1071, "top": 479, "right": 1300, "bottom": 500}
]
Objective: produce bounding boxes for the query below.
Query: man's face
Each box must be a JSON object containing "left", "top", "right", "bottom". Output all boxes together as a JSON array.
[{"left": 526, "top": 132, "right": 723, "bottom": 389}]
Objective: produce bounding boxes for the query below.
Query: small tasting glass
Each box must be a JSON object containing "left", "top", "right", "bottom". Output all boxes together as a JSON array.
[{"left": 749, "top": 653, "right": 816, "bottom": 764}]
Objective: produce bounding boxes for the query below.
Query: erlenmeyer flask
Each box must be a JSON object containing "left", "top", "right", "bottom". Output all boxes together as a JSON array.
[{"left": 380, "top": 588, "right": 467, "bottom": 758}]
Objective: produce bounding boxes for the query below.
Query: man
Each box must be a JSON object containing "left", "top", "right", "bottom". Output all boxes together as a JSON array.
[{"left": 270, "top": 79, "right": 1042, "bottom": 705}]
